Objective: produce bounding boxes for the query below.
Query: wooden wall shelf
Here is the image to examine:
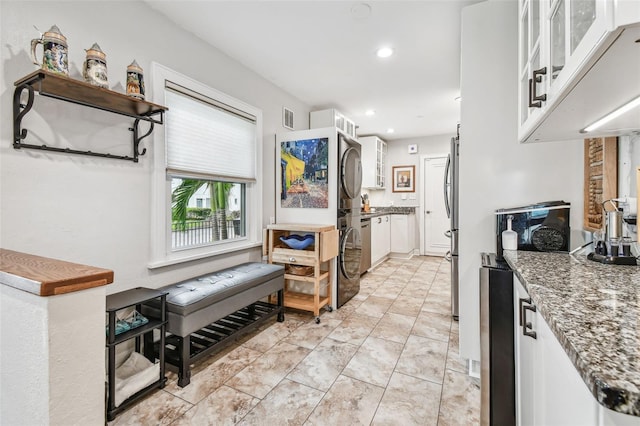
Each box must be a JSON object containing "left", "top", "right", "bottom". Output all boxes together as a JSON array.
[{"left": 13, "top": 70, "right": 167, "bottom": 162}]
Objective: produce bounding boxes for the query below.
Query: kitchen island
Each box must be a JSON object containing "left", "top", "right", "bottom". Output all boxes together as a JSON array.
[{"left": 504, "top": 250, "right": 640, "bottom": 422}]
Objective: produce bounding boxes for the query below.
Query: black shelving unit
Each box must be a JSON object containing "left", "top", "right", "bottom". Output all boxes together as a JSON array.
[
  {"left": 106, "top": 287, "right": 167, "bottom": 421},
  {"left": 13, "top": 70, "right": 167, "bottom": 162}
]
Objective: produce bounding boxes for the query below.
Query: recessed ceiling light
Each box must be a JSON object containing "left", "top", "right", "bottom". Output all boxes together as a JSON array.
[
  {"left": 376, "top": 47, "right": 394, "bottom": 58},
  {"left": 386, "top": 128, "right": 395, "bottom": 134},
  {"left": 365, "top": 109, "right": 376, "bottom": 116}
]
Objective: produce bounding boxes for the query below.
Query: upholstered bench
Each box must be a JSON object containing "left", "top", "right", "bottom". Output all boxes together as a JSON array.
[{"left": 142, "top": 262, "right": 284, "bottom": 387}]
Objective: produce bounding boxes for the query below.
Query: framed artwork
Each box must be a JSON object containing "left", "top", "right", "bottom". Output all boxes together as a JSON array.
[
  {"left": 280, "top": 137, "right": 329, "bottom": 208},
  {"left": 392, "top": 165, "right": 415, "bottom": 192}
]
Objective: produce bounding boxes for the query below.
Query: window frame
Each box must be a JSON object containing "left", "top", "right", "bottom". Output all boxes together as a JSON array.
[{"left": 148, "top": 63, "right": 263, "bottom": 268}]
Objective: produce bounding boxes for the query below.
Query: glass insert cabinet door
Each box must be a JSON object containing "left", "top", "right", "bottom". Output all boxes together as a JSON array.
[
  {"left": 519, "top": 0, "right": 543, "bottom": 125},
  {"left": 549, "top": 0, "right": 597, "bottom": 83}
]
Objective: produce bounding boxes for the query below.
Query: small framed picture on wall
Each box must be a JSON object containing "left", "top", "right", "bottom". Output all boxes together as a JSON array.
[{"left": 392, "top": 165, "right": 415, "bottom": 192}]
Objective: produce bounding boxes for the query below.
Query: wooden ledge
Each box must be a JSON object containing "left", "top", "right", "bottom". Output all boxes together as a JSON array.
[{"left": 0, "top": 249, "right": 113, "bottom": 296}]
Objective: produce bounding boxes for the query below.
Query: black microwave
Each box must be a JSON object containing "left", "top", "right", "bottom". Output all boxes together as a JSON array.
[{"left": 496, "top": 201, "right": 570, "bottom": 259}]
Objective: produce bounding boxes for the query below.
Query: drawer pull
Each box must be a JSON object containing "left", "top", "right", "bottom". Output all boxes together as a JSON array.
[
  {"left": 289, "top": 257, "right": 296, "bottom": 262},
  {"left": 522, "top": 301, "right": 537, "bottom": 339}
]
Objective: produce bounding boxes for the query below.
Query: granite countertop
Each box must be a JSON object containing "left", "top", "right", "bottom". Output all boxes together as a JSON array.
[
  {"left": 360, "top": 206, "right": 416, "bottom": 219},
  {"left": 504, "top": 250, "right": 640, "bottom": 416}
]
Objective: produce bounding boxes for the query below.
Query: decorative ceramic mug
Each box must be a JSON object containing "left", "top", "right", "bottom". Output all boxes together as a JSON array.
[
  {"left": 83, "top": 43, "right": 108, "bottom": 88},
  {"left": 126, "top": 60, "right": 145, "bottom": 100},
  {"left": 30, "top": 25, "right": 68, "bottom": 76}
]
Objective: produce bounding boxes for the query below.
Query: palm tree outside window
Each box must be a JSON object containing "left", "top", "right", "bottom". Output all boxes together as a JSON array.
[{"left": 171, "top": 178, "right": 245, "bottom": 249}]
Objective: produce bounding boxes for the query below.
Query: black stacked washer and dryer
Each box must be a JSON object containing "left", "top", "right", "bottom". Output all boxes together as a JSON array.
[{"left": 337, "top": 133, "right": 362, "bottom": 307}]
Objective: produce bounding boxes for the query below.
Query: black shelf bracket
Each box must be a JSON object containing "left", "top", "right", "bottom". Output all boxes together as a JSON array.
[
  {"left": 12, "top": 72, "right": 166, "bottom": 163},
  {"left": 130, "top": 118, "right": 153, "bottom": 162},
  {"left": 13, "top": 83, "right": 35, "bottom": 149}
]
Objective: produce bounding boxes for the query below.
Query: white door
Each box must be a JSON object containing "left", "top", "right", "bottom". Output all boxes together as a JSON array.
[{"left": 421, "top": 156, "right": 449, "bottom": 255}]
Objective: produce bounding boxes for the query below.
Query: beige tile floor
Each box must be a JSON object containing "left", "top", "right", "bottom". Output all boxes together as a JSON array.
[{"left": 110, "top": 256, "right": 480, "bottom": 425}]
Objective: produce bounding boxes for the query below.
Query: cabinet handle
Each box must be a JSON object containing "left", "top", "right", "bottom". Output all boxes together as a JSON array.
[
  {"left": 528, "top": 67, "right": 547, "bottom": 108},
  {"left": 518, "top": 297, "right": 527, "bottom": 326},
  {"left": 522, "top": 301, "right": 537, "bottom": 339},
  {"left": 289, "top": 257, "right": 296, "bottom": 262}
]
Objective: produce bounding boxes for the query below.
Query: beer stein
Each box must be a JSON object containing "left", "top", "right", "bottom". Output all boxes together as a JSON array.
[
  {"left": 30, "top": 25, "right": 69, "bottom": 76},
  {"left": 126, "top": 60, "right": 145, "bottom": 100},
  {"left": 83, "top": 43, "right": 108, "bottom": 88}
]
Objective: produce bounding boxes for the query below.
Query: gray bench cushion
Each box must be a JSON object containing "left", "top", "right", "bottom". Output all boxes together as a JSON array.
[
  {"left": 162, "top": 263, "right": 284, "bottom": 316},
  {"left": 143, "top": 262, "right": 285, "bottom": 337}
]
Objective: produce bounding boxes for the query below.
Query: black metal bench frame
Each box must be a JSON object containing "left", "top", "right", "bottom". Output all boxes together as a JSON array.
[{"left": 147, "top": 297, "right": 283, "bottom": 387}]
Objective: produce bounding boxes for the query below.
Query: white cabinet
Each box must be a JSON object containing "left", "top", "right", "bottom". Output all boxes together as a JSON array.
[
  {"left": 390, "top": 214, "right": 415, "bottom": 258},
  {"left": 518, "top": 0, "right": 545, "bottom": 130},
  {"left": 370, "top": 215, "right": 390, "bottom": 266},
  {"left": 310, "top": 108, "right": 357, "bottom": 139},
  {"left": 514, "top": 278, "right": 539, "bottom": 426},
  {"left": 359, "top": 136, "right": 387, "bottom": 189},
  {"left": 514, "top": 277, "right": 597, "bottom": 425},
  {"left": 513, "top": 277, "right": 640, "bottom": 426},
  {"left": 518, "top": 0, "right": 640, "bottom": 143}
]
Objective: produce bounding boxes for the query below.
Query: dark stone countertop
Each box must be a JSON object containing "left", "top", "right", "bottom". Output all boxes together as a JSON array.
[
  {"left": 504, "top": 250, "right": 640, "bottom": 416},
  {"left": 360, "top": 206, "right": 416, "bottom": 219}
]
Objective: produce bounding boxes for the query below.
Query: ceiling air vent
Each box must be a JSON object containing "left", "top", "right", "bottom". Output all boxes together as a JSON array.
[{"left": 283, "top": 107, "right": 294, "bottom": 130}]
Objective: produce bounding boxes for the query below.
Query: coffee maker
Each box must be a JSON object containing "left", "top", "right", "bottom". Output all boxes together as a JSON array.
[
  {"left": 495, "top": 201, "right": 571, "bottom": 260},
  {"left": 589, "top": 199, "right": 637, "bottom": 265}
]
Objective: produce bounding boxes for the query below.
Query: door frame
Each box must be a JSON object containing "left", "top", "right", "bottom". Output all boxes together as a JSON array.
[{"left": 419, "top": 153, "right": 449, "bottom": 255}]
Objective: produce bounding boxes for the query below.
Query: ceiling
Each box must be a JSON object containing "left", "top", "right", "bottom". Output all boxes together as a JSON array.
[{"left": 146, "top": 1, "right": 482, "bottom": 141}]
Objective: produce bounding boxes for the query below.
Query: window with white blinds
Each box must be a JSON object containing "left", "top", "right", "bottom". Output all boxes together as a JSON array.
[
  {"left": 165, "top": 83, "right": 257, "bottom": 181},
  {"left": 149, "top": 63, "right": 263, "bottom": 267}
]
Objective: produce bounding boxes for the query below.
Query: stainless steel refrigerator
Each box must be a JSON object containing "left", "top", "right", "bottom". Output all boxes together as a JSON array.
[{"left": 444, "top": 128, "right": 459, "bottom": 320}]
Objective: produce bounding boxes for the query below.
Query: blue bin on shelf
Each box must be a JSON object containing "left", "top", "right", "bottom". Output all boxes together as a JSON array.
[{"left": 279, "top": 234, "right": 315, "bottom": 250}]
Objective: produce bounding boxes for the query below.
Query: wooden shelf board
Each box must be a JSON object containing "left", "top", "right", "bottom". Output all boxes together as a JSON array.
[
  {"left": 283, "top": 271, "right": 329, "bottom": 282},
  {"left": 267, "top": 223, "right": 335, "bottom": 233},
  {"left": 16, "top": 69, "right": 167, "bottom": 119},
  {"left": 0, "top": 248, "right": 113, "bottom": 296},
  {"left": 283, "top": 290, "right": 329, "bottom": 311}
]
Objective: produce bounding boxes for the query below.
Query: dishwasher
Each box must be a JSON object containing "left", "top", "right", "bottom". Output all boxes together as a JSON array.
[{"left": 360, "top": 217, "right": 371, "bottom": 274}]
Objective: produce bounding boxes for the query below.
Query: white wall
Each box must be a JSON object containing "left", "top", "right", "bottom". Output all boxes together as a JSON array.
[
  {"left": 364, "top": 133, "right": 452, "bottom": 207},
  {"left": 458, "top": 1, "right": 584, "bottom": 363},
  {"left": 363, "top": 134, "right": 452, "bottom": 253},
  {"left": 0, "top": 1, "right": 311, "bottom": 293}
]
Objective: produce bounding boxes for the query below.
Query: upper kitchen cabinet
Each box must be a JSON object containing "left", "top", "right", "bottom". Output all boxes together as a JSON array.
[
  {"left": 359, "top": 136, "right": 387, "bottom": 189},
  {"left": 310, "top": 108, "right": 357, "bottom": 139},
  {"left": 519, "top": 0, "right": 545, "bottom": 129},
  {"left": 518, "top": 0, "right": 640, "bottom": 143}
]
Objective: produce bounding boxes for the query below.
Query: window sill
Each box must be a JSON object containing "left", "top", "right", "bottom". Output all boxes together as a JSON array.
[{"left": 147, "top": 240, "right": 263, "bottom": 269}]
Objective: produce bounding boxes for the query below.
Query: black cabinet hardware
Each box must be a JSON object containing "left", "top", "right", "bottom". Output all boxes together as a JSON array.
[
  {"left": 528, "top": 67, "right": 547, "bottom": 108},
  {"left": 521, "top": 298, "right": 537, "bottom": 339}
]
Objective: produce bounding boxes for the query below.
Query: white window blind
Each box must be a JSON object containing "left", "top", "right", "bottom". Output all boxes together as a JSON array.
[{"left": 165, "top": 84, "right": 257, "bottom": 181}]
